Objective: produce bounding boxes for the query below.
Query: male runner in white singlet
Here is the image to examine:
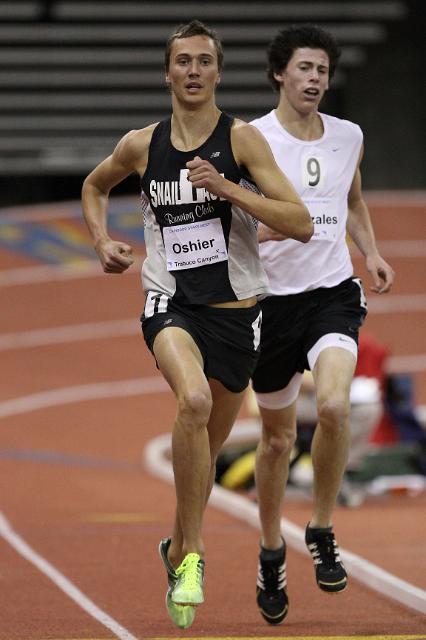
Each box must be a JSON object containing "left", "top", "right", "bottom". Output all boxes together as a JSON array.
[
  {"left": 81, "top": 20, "right": 313, "bottom": 629},
  {"left": 251, "top": 25, "right": 395, "bottom": 625}
]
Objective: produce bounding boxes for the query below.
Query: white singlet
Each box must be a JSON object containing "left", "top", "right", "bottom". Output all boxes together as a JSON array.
[{"left": 251, "top": 110, "right": 363, "bottom": 295}]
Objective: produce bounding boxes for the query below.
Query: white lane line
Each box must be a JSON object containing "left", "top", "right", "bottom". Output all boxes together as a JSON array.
[
  {"left": 0, "top": 191, "right": 423, "bottom": 225},
  {"left": 0, "top": 377, "right": 169, "bottom": 418},
  {"left": 0, "top": 319, "right": 138, "bottom": 351},
  {"left": 0, "top": 196, "right": 139, "bottom": 224},
  {"left": 0, "top": 376, "right": 169, "bottom": 637},
  {"left": 387, "top": 354, "right": 426, "bottom": 373},
  {"left": 350, "top": 240, "right": 426, "bottom": 258},
  {"left": 349, "top": 240, "right": 426, "bottom": 262},
  {"left": 143, "top": 422, "right": 426, "bottom": 616},
  {"left": 367, "top": 294, "right": 426, "bottom": 313},
  {"left": 0, "top": 377, "right": 425, "bottom": 616},
  {"left": 0, "top": 260, "right": 143, "bottom": 287},
  {"left": 364, "top": 190, "right": 426, "bottom": 206},
  {"left": 376, "top": 240, "right": 426, "bottom": 257},
  {"left": 1, "top": 321, "right": 425, "bottom": 374},
  {"left": 0, "top": 512, "right": 138, "bottom": 640},
  {"left": 0, "top": 252, "right": 423, "bottom": 287},
  {"left": 2, "top": 254, "right": 424, "bottom": 288},
  {"left": 0, "top": 261, "right": 103, "bottom": 286}
]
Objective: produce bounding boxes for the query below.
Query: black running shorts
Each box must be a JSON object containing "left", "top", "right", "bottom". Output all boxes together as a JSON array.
[
  {"left": 252, "top": 277, "right": 367, "bottom": 394},
  {"left": 141, "top": 294, "right": 262, "bottom": 394}
]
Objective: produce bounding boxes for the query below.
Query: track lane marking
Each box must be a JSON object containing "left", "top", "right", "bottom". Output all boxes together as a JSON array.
[
  {"left": 0, "top": 319, "right": 138, "bottom": 350},
  {"left": 1, "top": 322, "right": 425, "bottom": 376},
  {"left": 1, "top": 380, "right": 425, "bottom": 622},
  {"left": 0, "top": 260, "right": 104, "bottom": 286},
  {"left": 0, "top": 196, "right": 138, "bottom": 224},
  {"left": 1, "top": 260, "right": 424, "bottom": 287},
  {"left": 35, "top": 637, "right": 426, "bottom": 640},
  {"left": 367, "top": 294, "right": 426, "bottom": 313},
  {"left": 0, "top": 512, "right": 138, "bottom": 640},
  {"left": 0, "top": 377, "right": 169, "bottom": 418},
  {"left": 85, "top": 512, "right": 157, "bottom": 523},
  {"left": 0, "top": 190, "right": 424, "bottom": 226}
]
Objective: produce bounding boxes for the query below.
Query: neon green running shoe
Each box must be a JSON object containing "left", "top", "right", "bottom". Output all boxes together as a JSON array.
[
  {"left": 171, "top": 552, "right": 205, "bottom": 605},
  {"left": 159, "top": 538, "right": 196, "bottom": 629},
  {"left": 165, "top": 587, "right": 195, "bottom": 629}
]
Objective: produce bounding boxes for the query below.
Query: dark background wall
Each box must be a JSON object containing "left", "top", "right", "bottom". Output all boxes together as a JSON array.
[
  {"left": 343, "top": 3, "right": 425, "bottom": 190},
  {"left": 0, "top": 0, "right": 424, "bottom": 206}
]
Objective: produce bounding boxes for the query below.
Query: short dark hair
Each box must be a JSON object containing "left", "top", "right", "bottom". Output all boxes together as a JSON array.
[
  {"left": 267, "top": 25, "right": 341, "bottom": 91},
  {"left": 165, "top": 19, "right": 224, "bottom": 72}
]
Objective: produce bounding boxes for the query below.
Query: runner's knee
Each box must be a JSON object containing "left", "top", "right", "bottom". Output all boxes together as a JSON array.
[
  {"left": 261, "top": 425, "right": 296, "bottom": 457},
  {"left": 317, "top": 396, "right": 349, "bottom": 432},
  {"left": 176, "top": 388, "right": 212, "bottom": 427}
]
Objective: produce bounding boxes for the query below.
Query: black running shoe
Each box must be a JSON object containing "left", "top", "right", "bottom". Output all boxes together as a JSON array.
[
  {"left": 305, "top": 524, "right": 347, "bottom": 593},
  {"left": 159, "top": 537, "right": 176, "bottom": 587},
  {"left": 256, "top": 541, "right": 289, "bottom": 625}
]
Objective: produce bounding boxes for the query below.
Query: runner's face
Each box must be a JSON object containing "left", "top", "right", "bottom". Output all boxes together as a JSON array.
[
  {"left": 166, "top": 35, "right": 221, "bottom": 105},
  {"left": 275, "top": 48, "right": 330, "bottom": 113}
]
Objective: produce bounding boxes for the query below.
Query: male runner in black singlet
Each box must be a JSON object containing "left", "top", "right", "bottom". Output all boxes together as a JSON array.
[{"left": 82, "top": 20, "right": 313, "bottom": 629}]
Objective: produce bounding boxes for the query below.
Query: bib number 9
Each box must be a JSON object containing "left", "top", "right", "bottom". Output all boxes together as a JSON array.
[
  {"left": 302, "top": 155, "right": 325, "bottom": 189},
  {"left": 307, "top": 158, "right": 320, "bottom": 186}
]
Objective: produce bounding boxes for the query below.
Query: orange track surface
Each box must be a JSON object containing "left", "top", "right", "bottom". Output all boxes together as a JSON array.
[{"left": 0, "top": 197, "right": 425, "bottom": 638}]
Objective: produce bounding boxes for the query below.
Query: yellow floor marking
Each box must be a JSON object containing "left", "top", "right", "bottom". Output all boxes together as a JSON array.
[
  {"left": 146, "top": 636, "right": 426, "bottom": 640},
  {"left": 43, "top": 635, "right": 426, "bottom": 640},
  {"left": 0, "top": 225, "right": 24, "bottom": 240},
  {"left": 85, "top": 512, "right": 157, "bottom": 523}
]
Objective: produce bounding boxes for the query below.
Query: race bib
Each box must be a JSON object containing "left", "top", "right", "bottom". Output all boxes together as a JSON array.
[
  {"left": 163, "top": 218, "right": 228, "bottom": 271},
  {"left": 304, "top": 197, "right": 338, "bottom": 242}
]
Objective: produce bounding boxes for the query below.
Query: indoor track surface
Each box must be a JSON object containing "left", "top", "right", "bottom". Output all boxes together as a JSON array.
[{"left": 0, "top": 193, "right": 425, "bottom": 639}]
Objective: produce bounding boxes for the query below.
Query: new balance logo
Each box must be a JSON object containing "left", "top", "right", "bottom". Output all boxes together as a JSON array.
[
  {"left": 164, "top": 319, "right": 173, "bottom": 326},
  {"left": 210, "top": 151, "right": 220, "bottom": 158}
]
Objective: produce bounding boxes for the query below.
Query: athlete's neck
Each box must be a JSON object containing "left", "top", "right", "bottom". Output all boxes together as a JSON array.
[
  {"left": 274, "top": 100, "right": 324, "bottom": 141},
  {"left": 171, "top": 102, "right": 221, "bottom": 152}
]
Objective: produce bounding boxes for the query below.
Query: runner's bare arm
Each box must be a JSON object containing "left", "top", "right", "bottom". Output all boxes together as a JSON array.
[
  {"left": 186, "top": 121, "right": 313, "bottom": 242},
  {"left": 82, "top": 126, "right": 154, "bottom": 273},
  {"left": 347, "top": 146, "right": 395, "bottom": 293},
  {"left": 257, "top": 222, "right": 289, "bottom": 243}
]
